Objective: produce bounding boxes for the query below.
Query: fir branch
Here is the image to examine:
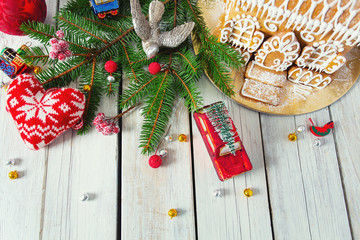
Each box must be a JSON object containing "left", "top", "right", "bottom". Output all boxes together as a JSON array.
[{"left": 58, "top": 15, "right": 108, "bottom": 44}]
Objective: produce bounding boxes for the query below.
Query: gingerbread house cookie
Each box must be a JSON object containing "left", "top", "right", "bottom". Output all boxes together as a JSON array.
[{"left": 214, "top": 0, "right": 360, "bottom": 105}]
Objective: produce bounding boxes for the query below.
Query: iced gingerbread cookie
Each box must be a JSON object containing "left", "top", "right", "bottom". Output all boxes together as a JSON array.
[
  {"left": 241, "top": 31, "right": 300, "bottom": 106},
  {"left": 288, "top": 66, "right": 333, "bottom": 89},
  {"left": 296, "top": 42, "right": 346, "bottom": 74},
  {"left": 213, "top": 0, "right": 360, "bottom": 104}
]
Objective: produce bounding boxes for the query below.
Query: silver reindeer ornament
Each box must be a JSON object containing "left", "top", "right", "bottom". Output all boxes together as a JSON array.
[{"left": 130, "top": 0, "right": 195, "bottom": 59}]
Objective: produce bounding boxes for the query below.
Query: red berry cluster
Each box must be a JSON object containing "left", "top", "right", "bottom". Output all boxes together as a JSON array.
[
  {"left": 93, "top": 113, "right": 120, "bottom": 136},
  {"left": 49, "top": 30, "right": 72, "bottom": 61}
]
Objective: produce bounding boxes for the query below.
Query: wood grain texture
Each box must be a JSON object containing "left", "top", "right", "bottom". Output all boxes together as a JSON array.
[
  {"left": 261, "top": 109, "right": 352, "bottom": 240},
  {"left": 0, "top": 1, "right": 57, "bottom": 239},
  {"left": 121, "top": 77, "right": 196, "bottom": 239},
  {"left": 192, "top": 76, "right": 273, "bottom": 240},
  {"left": 330, "top": 78, "right": 360, "bottom": 239},
  {"left": 40, "top": 1, "right": 118, "bottom": 239}
]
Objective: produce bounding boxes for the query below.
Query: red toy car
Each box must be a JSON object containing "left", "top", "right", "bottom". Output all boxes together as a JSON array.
[{"left": 193, "top": 102, "right": 252, "bottom": 181}]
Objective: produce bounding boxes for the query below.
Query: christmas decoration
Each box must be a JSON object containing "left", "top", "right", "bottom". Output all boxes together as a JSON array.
[
  {"left": 6, "top": 74, "right": 86, "bottom": 150},
  {"left": 83, "top": 84, "right": 91, "bottom": 92},
  {"left": 48, "top": 30, "right": 72, "bottom": 61},
  {"left": 8, "top": 170, "right": 18, "bottom": 180},
  {"left": 165, "top": 135, "right": 173, "bottom": 142},
  {"left": 297, "top": 125, "right": 306, "bottom": 133},
  {"left": 33, "top": 66, "right": 42, "bottom": 74},
  {"left": 178, "top": 134, "right": 187, "bottom": 142},
  {"left": 0, "top": 47, "right": 32, "bottom": 79},
  {"left": 19, "top": 0, "right": 243, "bottom": 154},
  {"left": 313, "top": 138, "right": 322, "bottom": 147},
  {"left": 193, "top": 102, "right": 252, "bottom": 181},
  {"left": 0, "top": 0, "right": 47, "bottom": 36},
  {"left": 93, "top": 113, "right": 120, "bottom": 136},
  {"left": 130, "top": 0, "right": 195, "bottom": 59},
  {"left": 244, "top": 188, "right": 253, "bottom": 197},
  {"left": 288, "top": 132, "right": 297, "bottom": 142},
  {"left": 148, "top": 62, "right": 161, "bottom": 75},
  {"left": 104, "top": 60, "right": 118, "bottom": 73},
  {"left": 213, "top": 189, "right": 223, "bottom": 197},
  {"left": 149, "top": 155, "right": 162, "bottom": 168},
  {"left": 168, "top": 209, "right": 177, "bottom": 219},
  {"left": 309, "top": 118, "right": 334, "bottom": 137},
  {"left": 93, "top": 104, "right": 138, "bottom": 136},
  {"left": 89, "top": 0, "right": 119, "bottom": 19},
  {"left": 5, "top": 159, "right": 15, "bottom": 166},
  {"left": 80, "top": 192, "right": 90, "bottom": 201},
  {"left": 288, "top": 125, "right": 306, "bottom": 141},
  {"left": 158, "top": 149, "right": 167, "bottom": 157}
]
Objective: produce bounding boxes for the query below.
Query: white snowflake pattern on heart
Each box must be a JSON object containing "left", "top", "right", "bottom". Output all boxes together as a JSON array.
[
  {"left": 6, "top": 74, "right": 86, "bottom": 150},
  {"left": 16, "top": 90, "right": 60, "bottom": 124}
]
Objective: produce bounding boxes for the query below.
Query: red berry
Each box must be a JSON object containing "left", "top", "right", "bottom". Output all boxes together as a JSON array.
[
  {"left": 149, "top": 155, "right": 162, "bottom": 168},
  {"left": 105, "top": 60, "right": 118, "bottom": 73},
  {"left": 148, "top": 62, "right": 161, "bottom": 75}
]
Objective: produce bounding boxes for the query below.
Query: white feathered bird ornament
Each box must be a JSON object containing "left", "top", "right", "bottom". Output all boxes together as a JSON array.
[{"left": 130, "top": 0, "right": 195, "bottom": 59}]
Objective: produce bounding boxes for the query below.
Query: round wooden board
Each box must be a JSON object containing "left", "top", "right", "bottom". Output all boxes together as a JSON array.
[{"left": 194, "top": 0, "right": 360, "bottom": 115}]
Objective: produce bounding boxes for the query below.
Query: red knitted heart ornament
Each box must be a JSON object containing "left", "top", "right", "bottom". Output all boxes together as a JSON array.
[{"left": 6, "top": 74, "right": 86, "bottom": 150}]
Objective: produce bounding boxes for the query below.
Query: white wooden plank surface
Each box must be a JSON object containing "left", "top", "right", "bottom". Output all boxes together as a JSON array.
[
  {"left": 0, "top": 1, "right": 57, "bottom": 239},
  {"left": 121, "top": 82, "right": 196, "bottom": 239},
  {"left": 40, "top": 1, "right": 118, "bottom": 239},
  {"left": 330, "top": 78, "right": 360, "bottom": 239},
  {"left": 1, "top": 0, "right": 360, "bottom": 239},
  {"left": 192, "top": 76, "right": 273, "bottom": 240},
  {"left": 0, "top": 1, "right": 118, "bottom": 239},
  {"left": 261, "top": 108, "right": 352, "bottom": 240}
]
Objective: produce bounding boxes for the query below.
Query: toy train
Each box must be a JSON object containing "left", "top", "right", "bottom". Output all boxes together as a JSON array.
[
  {"left": 193, "top": 102, "right": 252, "bottom": 181},
  {"left": 89, "top": 0, "right": 119, "bottom": 18},
  {"left": 0, "top": 47, "right": 32, "bottom": 79}
]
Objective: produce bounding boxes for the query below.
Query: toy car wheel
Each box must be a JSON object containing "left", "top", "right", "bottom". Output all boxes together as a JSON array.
[
  {"left": 98, "top": 13, "right": 106, "bottom": 19},
  {"left": 111, "top": 10, "right": 118, "bottom": 16},
  {"left": 5, "top": 66, "right": 15, "bottom": 76}
]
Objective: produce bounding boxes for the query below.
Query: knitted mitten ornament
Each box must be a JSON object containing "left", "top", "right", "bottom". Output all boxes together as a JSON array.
[{"left": 6, "top": 74, "right": 85, "bottom": 150}]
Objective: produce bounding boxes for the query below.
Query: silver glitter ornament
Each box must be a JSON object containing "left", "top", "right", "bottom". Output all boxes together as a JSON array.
[
  {"left": 213, "top": 189, "right": 223, "bottom": 197},
  {"left": 5, "top": 159, "right": 15, "bottom": 166},
  {"left": 159, "top": 149, "right": 167, "bottom": 157},
  {"left": 107, "top": 75, "right": 115, "bottom": 83},
  {"left": 80, "top": 192, "right": 90, "bottom": 201},
  {"left": 130, "top": 0, "right": 195, "bottom": 59},
  {"left": 296, "top": 125, "right": 306, "bottom": 133},
  {"left": 165, "top": 135, "right": 173, "bottom": 142},
  {"left": 313, "top": 138, "right": 321, "bottom": 147}
]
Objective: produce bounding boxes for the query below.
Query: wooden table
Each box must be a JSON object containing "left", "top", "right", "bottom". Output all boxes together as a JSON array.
[{"left": 1, "top": 1, "right": 359, "bottom": 239}]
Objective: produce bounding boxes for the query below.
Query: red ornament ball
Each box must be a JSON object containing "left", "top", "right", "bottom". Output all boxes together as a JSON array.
[
  {"left": 104, "top": 60, "right": 118, "bottom": 73},
  {"left": 149, "top": 155, "right": 162, "bottom": 168},
  {"left": 0, "top": 0, "right": 47, "bottom": 36},
  {"left": 148, "top": 62, "right": 161, "bottom": 75}
]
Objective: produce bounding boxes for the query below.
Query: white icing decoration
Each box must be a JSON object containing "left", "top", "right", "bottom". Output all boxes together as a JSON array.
[
  {"left": 292, "top": 84, "right": 312, "bottom": 100},
  {"left": 288, "top": 67, "right": 333, "bottom": 89},
  {"left": 255, "top": 32, "right": 300, "bottom": 72},
  {"left": 233, "top": 0, "right": 360, "bottom": 47},
  {"left": 296, "top": 42, "right": 346, "bottom": 74},
  {"left": 220, "top": 15, "right": 264, "bottom": 53}
]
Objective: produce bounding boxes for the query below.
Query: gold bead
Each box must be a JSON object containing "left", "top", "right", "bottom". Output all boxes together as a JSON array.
[
  {"left": 8, "top": 170, "right": 18, "bottom": 180},
  {"left": 288, "top": 132, "right": 297, "bottom": 141},
  {"left": 33, "top": 66, "right": 42, "bottom": 74},
  {"left": 83, "top": 84, "right": 91, "bottom": 92},
  {"left": 244, "top": 188, "right": 253, "bottom": 197},
  {"left": 168, "top": 209, "right": 177, "bottom": 219},
  {"left": 178, "top": 134, "right": 187, "bottom": 142}
]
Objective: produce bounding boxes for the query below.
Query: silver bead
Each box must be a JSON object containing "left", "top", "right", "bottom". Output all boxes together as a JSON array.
[
  {"left": 313, "top": 138, "right": 321, "bottom": 147},
  {"left": 213, "top": 189, "right": 223, "bottom": 197},
  {"left": 5, "top": 159, "right": 15, "bottom": 166},
  {"left": 80, "top": 192, "right": 90, "bottom": 201},
  {"left": 296, "top": 125, "right": 306, "bottom": 133},
  {"left": 165, "top": 135, "right": 173, "bottom": 142},
  {"left": 107, "top": 75, "right": 115, "bottom": 83},
  {"left": 159, "top": 149, "right": 167, "bottom": 157}
]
